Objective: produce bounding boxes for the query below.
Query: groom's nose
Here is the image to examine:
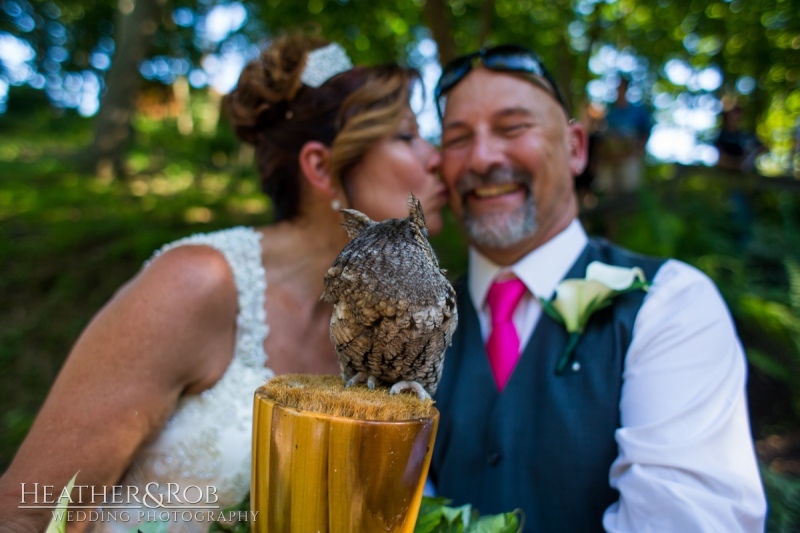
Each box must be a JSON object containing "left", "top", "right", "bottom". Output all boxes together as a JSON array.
[{"left": 466, "top": 130, "right": 506, "bottom": 177}]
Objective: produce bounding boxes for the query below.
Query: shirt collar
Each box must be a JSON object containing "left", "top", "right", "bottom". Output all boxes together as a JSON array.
[{"left": 469, "top": 219, "right": 588, "bottom": 311}]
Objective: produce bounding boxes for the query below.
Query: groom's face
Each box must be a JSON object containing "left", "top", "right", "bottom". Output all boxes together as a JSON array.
[{"left": 439, "top": 68, "right": 585, "bottom": 264}]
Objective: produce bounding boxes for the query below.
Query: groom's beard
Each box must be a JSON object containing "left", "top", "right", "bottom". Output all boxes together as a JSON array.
[{"left": 456, "top": 166, "right": 537, "bottom": 250}]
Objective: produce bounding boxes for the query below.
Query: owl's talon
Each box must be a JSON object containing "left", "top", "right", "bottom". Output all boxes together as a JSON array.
[
  {"left": 390, "top": 381, "right": 432, "bottom": 401},
  {"left": 345, "top": 372, "right": 369, "bottom": 388},
  {"left": 367, "top": 375, "right": 378, "bottom": 390}
]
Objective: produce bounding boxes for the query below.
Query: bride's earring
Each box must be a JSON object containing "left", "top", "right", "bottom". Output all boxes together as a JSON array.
[{"left": 331, "top": 198, "right": 342, "bottom": 211}]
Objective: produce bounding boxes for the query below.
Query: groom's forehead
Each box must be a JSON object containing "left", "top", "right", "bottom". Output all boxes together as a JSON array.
[{"left": 441, "top": 69, "right": 551, "bottom": 121}]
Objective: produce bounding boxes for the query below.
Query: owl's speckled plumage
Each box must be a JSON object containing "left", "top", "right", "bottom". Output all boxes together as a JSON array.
[{"left": 321, "top": 194, "right": 457, "bottom": 400}]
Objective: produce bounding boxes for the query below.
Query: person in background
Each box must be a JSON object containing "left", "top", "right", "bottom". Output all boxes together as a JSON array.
[
  {"left": 428, "top": 43, "right": 766, "bottom": 532},
  {"left": 0, "top": 33, "right": 446, "bottom": 532},
  {"left": 715, "top": 102, "right": 764, "bottom": 173},
  {"left": 594, "top": 76, "right": 652, "bottom": 197},
  {"left": 714, "top": 100, "right": 765, "bottom": 245}
]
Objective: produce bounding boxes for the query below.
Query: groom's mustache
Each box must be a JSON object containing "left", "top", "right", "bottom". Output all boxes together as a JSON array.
[{"left": 454, "top": 165, "right": 532, "bottom": 199}]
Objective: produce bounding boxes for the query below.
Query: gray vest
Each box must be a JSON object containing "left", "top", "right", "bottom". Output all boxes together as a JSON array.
[{"left": 431, "top": 239, "right": 665, "bottom": 532}]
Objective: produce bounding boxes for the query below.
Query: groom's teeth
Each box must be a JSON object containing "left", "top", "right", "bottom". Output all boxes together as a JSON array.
[{"left": 473, "top": 184, "right": 519, "bottom": 198}]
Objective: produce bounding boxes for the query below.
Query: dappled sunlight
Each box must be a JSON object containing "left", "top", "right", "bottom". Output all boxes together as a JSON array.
[
  {"left": 0, "top": 144, "right": 20, "bottom": 161},
  {"left": 235, "top": 179, "right": 258, "bottom": 195},
  {"left": 128, "top": 180, "right": 148, "bottom": 197},
  {"left": 125, "top": 173, "right": 199, "bottom": 197},
  {"left": 199, "top": 174, "right": 232, "bottom": 197},
  {"left": 1, "top": 1, "right": 799, "bottom": 525},
  {"left": 183, "top": 206, "right": 213, "bottom": 223},
  {"left": 226, "top": 197, "right": 269, "bottom": 216},
  {"left": 126, "top": 152, "right": 154, "bottom": 174}
]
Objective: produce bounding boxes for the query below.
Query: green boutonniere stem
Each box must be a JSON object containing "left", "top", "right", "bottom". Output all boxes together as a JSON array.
[{"left": 555, "top": 332, "right": 582, "bottom": 375}]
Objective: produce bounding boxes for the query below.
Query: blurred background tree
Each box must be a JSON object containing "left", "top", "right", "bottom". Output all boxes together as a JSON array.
[
  {"left": 2, "top": 0, "right": 798, "bottom": 176},
  {"left": 1, "top": 0, "right": 799, "bottom": 530}
]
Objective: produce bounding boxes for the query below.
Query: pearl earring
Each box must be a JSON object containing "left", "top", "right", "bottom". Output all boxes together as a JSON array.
[{"left": 331, "top": 198, "right": 342, "bottom": 211}]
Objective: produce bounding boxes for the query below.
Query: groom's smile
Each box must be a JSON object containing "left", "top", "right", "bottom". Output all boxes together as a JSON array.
[{"left": 439, "top": 67, "right": 584, "bottom": 264}]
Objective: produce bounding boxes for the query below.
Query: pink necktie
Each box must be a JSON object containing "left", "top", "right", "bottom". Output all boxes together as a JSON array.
[{"left": 486, "top": 278, "right": 527, "bottom": 391}]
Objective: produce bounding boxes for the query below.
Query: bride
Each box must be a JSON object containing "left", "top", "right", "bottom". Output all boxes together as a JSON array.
[{"left": 0, "top": 33, "right": 447, "bottom": 532}]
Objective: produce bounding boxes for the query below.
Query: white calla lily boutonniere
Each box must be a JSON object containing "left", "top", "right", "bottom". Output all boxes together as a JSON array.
[{"left": 540, "top": 261, "right": 650, "bottom": 375}]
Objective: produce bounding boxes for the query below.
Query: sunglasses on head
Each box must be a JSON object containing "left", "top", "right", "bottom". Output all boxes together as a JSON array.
[{"left": 434, "top": 44, "right": 570, "bottom": 118}]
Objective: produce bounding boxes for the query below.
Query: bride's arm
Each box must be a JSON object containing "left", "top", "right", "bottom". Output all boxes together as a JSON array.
[{"left": 0, "top": 245, "right": 238, "bottom": 532}]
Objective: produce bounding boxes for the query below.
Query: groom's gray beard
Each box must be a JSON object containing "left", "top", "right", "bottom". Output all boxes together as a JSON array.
[{"left": 456, "top": 166, "right": 537, "bottom": 249}]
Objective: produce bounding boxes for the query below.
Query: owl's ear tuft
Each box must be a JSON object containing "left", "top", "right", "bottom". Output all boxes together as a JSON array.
[
  {"left": 407, "top": 194, "right": 426, "bottom": 233},
  {"left": 341, "top": 209, "right": 376, "bottom": 240}
]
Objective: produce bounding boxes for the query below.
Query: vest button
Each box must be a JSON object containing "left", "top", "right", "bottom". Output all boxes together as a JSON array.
[{"left": 487, "top": 452, "right": 502, "bottom": 466}]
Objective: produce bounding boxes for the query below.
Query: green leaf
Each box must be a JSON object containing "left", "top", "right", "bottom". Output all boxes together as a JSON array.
[
  {"left": 415, "top": 508, "right": 445, "bottom": 533},
  {"left": 746, "top": 348, "right": 795, "bottom": 385},
  {"left": 615, "top": 279, "right": 651, "bottom": 294},
  {"left": 415, "top": 496, "right": 520, "bottom": 533},
  {"left": 44, "top": 472, "right": 78, "bottom": 533},
  {"left": 208, "top": 492, "right": 251, "bottom": 532},
  {"left": 580, "top": 296, "right": 614, "bottom": 330},
  {"left": 540, "top": 297, "right": 565, "bottom": 326},
  {"left": 441, "top": 503, "right": 472, "bottom": 527},
  {"left": 130, "top": 521, "right": 169, "bottom": 533},
  {"left": 471, "top": 512, "right": 520, "bottom": 532},
  {"left": 786, "top": 259, "right": 800, "bottom": 311},
  {"left": 415, "top": 496, "right": 450, "bottom": 533}
]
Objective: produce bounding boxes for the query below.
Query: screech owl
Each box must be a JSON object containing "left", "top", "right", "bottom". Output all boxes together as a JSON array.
[{"left": 321, "top": 194, "right": 458, "bottom": 401}]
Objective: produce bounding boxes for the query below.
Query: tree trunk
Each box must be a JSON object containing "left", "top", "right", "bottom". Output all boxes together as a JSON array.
[
  {"left": 423, "top": 0, "right": 457, "bottom": 65},
  {"left": 87, "top": 0, "right": 162, "bottom": 178},
  {"left": 553, "top": 5, "right": 577, "bottom": 115},
  {"left": 478, "top": 0, "right": 494, "bottom": 47}
]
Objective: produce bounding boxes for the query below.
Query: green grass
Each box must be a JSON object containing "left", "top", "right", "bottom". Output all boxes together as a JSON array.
[{"left": 0, "top": 111, "right": 268, "bottom": 469}]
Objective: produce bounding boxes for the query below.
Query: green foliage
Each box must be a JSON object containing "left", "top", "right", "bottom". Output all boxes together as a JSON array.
[
  {"left": 1, "top": 111, "right": 799, "bottom": 531},
  {"left": 130, "top": 522, "right": 170, "bottom": 533},
  {"left": 592, "top": 167, "right": 800, "bottom": 529},
  {"left": 0, "top": 112, "right": 267, "bottom": 471},
  {"left": 414, "top": 496, "right": 520, "bottom": 533},
  {"left": 195, "top": 492, "right": 521, "bottom": 532},
  {"left": 429, "top": 209, "right": 469, "bottom": 281},
  {"left": 608, "top": 168, "right": 800, "bottom": 428},
  {"left": 207, "top": 493, "right": 250, "bottom": 533},
  {"left": 6, "top": 0, "right": 799, "bottom": 176},
  {"left": 761, "top": 465, "right": 800, "bottom": 533},
  {"left": 250, "top": 0, "right": 426, "bottom": 66},
  {"left": 739, "top": 258, "right": 800, "bottom": 417}
]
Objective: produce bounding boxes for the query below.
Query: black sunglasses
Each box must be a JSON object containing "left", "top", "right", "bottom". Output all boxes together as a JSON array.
[{"left": 434, "top": 45, "right": 570, "bottom": 118}]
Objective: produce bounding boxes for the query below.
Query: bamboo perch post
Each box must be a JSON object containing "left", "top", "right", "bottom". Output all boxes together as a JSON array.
[{"left": 252, "top": 374, "right": 439, "bottom": 533}]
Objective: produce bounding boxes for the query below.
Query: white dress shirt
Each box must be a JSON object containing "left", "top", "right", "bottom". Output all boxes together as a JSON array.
[{"left": 468, "top": 219, "right": 766, "bottom": 532}]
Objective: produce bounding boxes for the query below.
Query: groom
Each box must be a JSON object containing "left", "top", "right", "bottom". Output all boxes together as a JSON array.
[{"left": 428, "top": 44, "right": 766, "bottom": 531}]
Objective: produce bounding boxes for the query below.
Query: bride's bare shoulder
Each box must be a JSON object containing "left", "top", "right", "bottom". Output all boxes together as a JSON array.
[
  {"left": 112, "top": 243, "right": 237, "bottom": 306},
  {"left": 142, "top": 244, "right": 235, "bottom": 292},
  {"left": 97, "top": 243, "right": 239, "bottom": 388}
]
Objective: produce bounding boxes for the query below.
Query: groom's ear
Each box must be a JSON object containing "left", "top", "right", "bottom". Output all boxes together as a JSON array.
[
  {"left": 566, "top": 120, "right": 589, "bottom": 177},
  {"left": 299, "top": 141, "right": 337, "bottom": 197}
]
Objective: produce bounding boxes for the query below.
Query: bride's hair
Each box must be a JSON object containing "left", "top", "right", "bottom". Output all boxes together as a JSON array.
[{"left": 224, "top": 32, "right": 418, "bottom": 222}]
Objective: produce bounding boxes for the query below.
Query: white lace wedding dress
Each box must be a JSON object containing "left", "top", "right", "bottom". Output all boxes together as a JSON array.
[{"left": 91, "top": 227, "right": 273, "bottom": 532}]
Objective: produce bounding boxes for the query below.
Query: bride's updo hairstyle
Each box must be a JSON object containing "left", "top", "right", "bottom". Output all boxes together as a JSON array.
[{"left": 224, "top": 33, "right": 418, "bottom": 221}]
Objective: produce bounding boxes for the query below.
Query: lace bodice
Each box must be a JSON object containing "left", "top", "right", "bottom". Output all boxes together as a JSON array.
[{"left": 91, "top": 227, "right": 272, "bottom": 532}]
